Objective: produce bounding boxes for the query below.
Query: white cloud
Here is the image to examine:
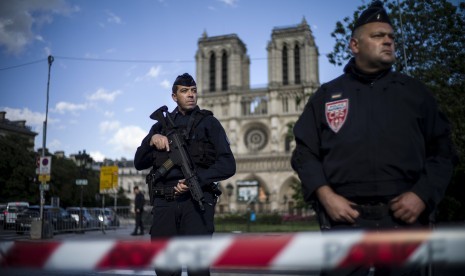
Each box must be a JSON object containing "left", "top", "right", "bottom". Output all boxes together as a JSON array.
[
  {"left": 147, "top": 66, "right": 161, "bottom": 78},
  {"left": 87, "top": 88, "right": 122, "bottom": 103},
  {"left": 104, "top": 111, "right": 114, "bottom": 118},
  {"left": 135, "top": 66, "right": 163, "bottom": 82},
  {"left": 105, "top": 11, "right": 122, "bottom": 24},
  {"left": 109, "top": 125, "right": 146, "bottom": 156},
  {"left": 89, "top": 151, "right": 105, "bottom": 162},
  {"left": 0, "top": 0, "right": 77, "bottom": 55},
  {"left": 44, "top": 46, "right": 52, "bottom": 56},
  {"left": 161, "top": 79, "right": 171, "bottom": 89},
  {"left": 53, "top": 101, "right": 87, "bottom": 114},
  {"left": 100, "top": 120, "right": 120, "bottom": 134},
  {"left": 218, "top": 0, "right": 238, "bottom": 7},
  {"left": 84, "top": 52, "right": 99, "bottom": 59},
  {"left": 48, "top": 139, "right": 62, "bottom": 152},
  {"left": 124, "top": 107, "right": 134, "bottom": 113},
  {"left": 3, "top": 107, "right": 45, "bottom": 127}
]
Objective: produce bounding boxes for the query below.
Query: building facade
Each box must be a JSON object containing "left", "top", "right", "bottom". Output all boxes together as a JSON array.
[
  {"left": 0, "top": 111, "right": 38, "bottom": 149},
  {"left": 195, "top": 18, "right": 320, "bottom": 213}
]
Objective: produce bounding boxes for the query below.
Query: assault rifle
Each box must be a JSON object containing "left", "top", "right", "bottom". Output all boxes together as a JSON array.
[{"left": 148, "top": 105, "right": 205, "bottom": 211}]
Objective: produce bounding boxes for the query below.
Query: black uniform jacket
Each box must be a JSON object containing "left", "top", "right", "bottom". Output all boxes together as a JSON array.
[
  {"left": 134, "top": 106, "right": 236, "bottom": 188},
  {"left": 291, "top": 61, "right": 455, "bottom": 212}
]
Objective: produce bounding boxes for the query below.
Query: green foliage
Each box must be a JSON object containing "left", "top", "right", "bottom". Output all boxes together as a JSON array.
[
  {"left": 0, "top": 136, "right": 131, "bottom": 208},
  {"left": 327, "top": 0, "right": 465, "bottom": 222},
  {"left": 214, "top": 213, "right": 319, "bottom": 233},
  {"left": 290, "top": 179, "right": 309, "bottom": 210},
  {"left": 0, "top": 134, "right": 37, "bottom": 203}
]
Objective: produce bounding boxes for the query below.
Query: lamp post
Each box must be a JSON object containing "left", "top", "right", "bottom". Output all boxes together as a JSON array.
[
  {"left": 39, "top": 55, "right": 54, "bottom": 239},
  {"left": 75, "top": 150, "right": 91, "bottom": 234}
]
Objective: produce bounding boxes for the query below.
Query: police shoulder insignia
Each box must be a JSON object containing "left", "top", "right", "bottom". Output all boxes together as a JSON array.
[
  {"left": 325, "top": 99, "right": 349, "bottom": 133},
  {"left": 331, "top": 93, "right": 342, "bottom": 99}
]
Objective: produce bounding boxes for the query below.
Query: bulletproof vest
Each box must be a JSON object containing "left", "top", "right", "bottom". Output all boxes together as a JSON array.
[{"left": 153, "top": 109, "right": 216, "bottom": 169}]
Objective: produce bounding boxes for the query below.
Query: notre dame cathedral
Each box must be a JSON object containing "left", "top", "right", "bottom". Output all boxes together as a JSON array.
[{"left": 195, "top": 18, "right": 320, "bottom": 213}]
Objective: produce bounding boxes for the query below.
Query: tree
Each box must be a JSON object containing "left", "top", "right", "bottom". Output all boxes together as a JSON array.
[
  {"left": 327, "top": 0, "right": 465, "bottom": 221},
  {"left": 0, "top": 134, "right": 38, "bottom": 203}
]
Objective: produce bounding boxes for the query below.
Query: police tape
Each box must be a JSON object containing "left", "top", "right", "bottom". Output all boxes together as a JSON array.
[{"left": 1, "top": 229, "right": 465, "bottom": 271}]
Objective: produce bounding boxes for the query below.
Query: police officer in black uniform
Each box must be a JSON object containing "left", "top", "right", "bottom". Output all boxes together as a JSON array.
[
  {"left": 134, "top": 73, "right": 236, "bottom": 276},
  {"left": 291, "top": 2, "right": 456, "bottom": 275}
]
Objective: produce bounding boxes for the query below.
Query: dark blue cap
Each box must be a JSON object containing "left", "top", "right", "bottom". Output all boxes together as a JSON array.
[
  {"left": 353, "top": 1, "right": 392, "bottom": 32},
  {"left": 173, "top": 73, "right": 196, "bottom": 87}
]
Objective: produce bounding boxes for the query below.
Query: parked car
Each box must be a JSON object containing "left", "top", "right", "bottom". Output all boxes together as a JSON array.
[
  {"left": 4, "top": 202, "right": 29, "bottom": 229},
  {"left": 15, "top": 205, "right": 78, "bottom": 234},
  {"left": 66, "top": 207, "right": 100, "bottom": 229},
  {"left": 89, "top": 208, "right": 120, "bottom": 228}
]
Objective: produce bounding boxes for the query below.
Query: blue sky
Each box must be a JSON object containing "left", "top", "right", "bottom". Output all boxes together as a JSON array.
[{"left": 1, "top": 0, "right": 460, "bottom": 162}]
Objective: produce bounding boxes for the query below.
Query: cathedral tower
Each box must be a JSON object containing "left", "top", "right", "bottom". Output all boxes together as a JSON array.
[{"left": 195, "top": 18, "right": 319, "bottom": 214}]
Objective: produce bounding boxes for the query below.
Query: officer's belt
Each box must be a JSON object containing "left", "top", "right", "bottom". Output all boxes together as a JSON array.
[
  {"left": 352, "top": 203, "right": 391, "bottom": 220},
  {"left": 152, "top": 186, "right": 175, "bottom": 201}
]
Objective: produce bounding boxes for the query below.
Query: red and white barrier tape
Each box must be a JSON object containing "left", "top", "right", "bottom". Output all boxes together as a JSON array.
[{"left": 1, "top": 229, "right": 464, "bottom": 271}]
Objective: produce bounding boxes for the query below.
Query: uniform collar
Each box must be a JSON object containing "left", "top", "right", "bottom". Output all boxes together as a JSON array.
[
  {"left": 173, "top": 106, "right": 200, "bottom": 119},
  {"left": 344, "top": 58, "right": 391, "bottom": 84}
]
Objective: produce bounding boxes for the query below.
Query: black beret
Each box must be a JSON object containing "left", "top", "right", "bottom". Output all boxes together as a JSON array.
[
  {"left": 353, "top": 1, "right": 392, "bottom": 32},
  {"left": 173, "top": 73, "right": 196, "bottom": 87}
]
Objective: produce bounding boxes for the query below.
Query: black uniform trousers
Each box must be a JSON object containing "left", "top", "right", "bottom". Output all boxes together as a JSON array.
[
  {"left": 318, "top": 199, "right": 428, "bottom": 276},
  {"left": 151, "top": 192, "right": 215, "bottom": 276}
]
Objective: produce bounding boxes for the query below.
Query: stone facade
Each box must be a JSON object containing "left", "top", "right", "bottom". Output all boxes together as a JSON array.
[
  {"left": 195, "top": 18, "right": 320, "bottom": 213},
  {"left": 0, "top": 111, "right": 38, "bottom": 149}
]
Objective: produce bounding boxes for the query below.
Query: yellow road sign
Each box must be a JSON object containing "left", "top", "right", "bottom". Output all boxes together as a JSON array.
[
  {"left": 38, "top": 174, "right": 51, "bottom": 182},
  {"left": 100, "top": 166, "right": 118, "bottom": 192}
]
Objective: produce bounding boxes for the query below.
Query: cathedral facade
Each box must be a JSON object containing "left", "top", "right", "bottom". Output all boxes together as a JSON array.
[{"left": 195, "top": 18, "right": 320, "bottom": 213}]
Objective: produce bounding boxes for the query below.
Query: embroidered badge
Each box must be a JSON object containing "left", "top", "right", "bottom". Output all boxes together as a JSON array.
[{"left": 325, "top": 99, "right": 349, "bottom": 133}]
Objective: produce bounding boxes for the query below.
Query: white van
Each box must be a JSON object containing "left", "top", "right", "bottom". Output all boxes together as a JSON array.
[{"left": 4, "top": 202, "right": 29, "bottom": 229}]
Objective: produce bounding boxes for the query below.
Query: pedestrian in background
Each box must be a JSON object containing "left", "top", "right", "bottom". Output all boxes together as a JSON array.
[
  {"left": 131, "top": 185, "right": 145, "bottom": 235},
  {"left": 291, "top": 1, "right": 456, "bottom": 275}
]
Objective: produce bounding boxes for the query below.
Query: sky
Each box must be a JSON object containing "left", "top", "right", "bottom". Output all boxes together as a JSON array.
[{"left": 1, "top": 0, "right": 461, "bottom": 162}]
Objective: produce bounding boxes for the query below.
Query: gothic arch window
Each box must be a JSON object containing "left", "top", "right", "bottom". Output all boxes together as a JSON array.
[
  {"left": 282, "top": 44, "right": 289, "bottom": 85},
  {"left": 221, "top": 50, "right": 228, "bottom": 91},
  {"left": 282, "top": 97, "right": 289, "bottom": 113},
  {"left": 209, "top": 52, "right": 216, "bottom": 92},
  {"left": 294, "top": 44, "right": 301, "bottom": 84}
]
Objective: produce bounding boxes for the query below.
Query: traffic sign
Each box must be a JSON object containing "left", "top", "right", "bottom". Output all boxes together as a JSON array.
[
  {"left": 39, "top": 156, "right": 52, "bottom": 175},
  {"left": 40, "top": 184, "right": 50, "bottom": 191},
  {"left": 100, "top": 166, "right": 118, "bottom": 192},
  {"left": 75, "top": 179, "right": 88, "bottom": 185},
  {"left": 38, "top": 174, "right": 51, "bottom": 182}
]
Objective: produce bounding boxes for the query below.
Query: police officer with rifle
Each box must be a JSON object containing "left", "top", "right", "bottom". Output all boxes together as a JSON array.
[{"left": 134, "top": 73, "right": 236, "bottom": 276}]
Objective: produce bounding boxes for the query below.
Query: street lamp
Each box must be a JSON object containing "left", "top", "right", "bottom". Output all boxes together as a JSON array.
[{"left": 75, "top": 150, "right": 92, "bottom": 234}]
